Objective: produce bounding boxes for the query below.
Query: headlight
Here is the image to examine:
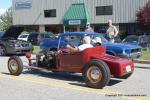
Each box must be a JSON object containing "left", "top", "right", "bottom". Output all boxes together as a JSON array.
[{"left": 8, "top": 43, "right": 15, "bottom": 47}]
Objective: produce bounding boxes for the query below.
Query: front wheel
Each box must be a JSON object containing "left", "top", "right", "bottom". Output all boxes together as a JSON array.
[
  {"left": 83, "top": 60, "right": 110, "bottom": 89},
  {"left": 8, "top": 56, "right": 23, "bottom": 76}
]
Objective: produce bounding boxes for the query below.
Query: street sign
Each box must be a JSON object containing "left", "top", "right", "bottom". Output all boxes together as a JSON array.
[
  {"left": 15, "top": 1, "right": 32, "bottom": 9},
  {"left": 69, "top": 20, "right": 81, "bottom": 25}
]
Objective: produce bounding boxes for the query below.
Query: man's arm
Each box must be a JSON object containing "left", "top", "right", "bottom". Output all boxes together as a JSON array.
[
  {"left": 114, "top": 26, "right": 118, "bottom": 37},
  {"left": 66, "top": 45, "right": 79, "bottom": 52}
]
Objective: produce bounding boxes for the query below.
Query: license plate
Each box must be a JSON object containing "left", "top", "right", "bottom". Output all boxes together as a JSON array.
[{"left": 126, "top": 65, "right": 131, "bottom": 72}]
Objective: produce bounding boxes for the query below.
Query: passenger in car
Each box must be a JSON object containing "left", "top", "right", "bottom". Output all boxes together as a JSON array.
[
  {"left": 66, "top": 36, "right": 93, "bottom": 52},
  {"left": 92, "top": 37, "right": 102, "bottom": 46}
]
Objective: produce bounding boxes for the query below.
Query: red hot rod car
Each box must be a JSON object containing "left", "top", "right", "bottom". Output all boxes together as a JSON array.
[{"left": 8, "top": 46, "right": 134, "bottom": 89}]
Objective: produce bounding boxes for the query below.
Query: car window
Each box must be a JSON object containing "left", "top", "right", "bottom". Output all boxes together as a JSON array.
[
  {"left": 19, "top": 35, "right": 28, "bottom": 38},
  {"left": 40, "top": 34, "right": 45, "bottom": 38},
  {"left": 123, "top": 36, "right": 139, "bottom": 43},
  {"left": 29, "top": 33, "right": 38, "bottom": 39},
  {"left": 143, "top": 36, "right": 149, "bottom": 42},
  {"left": 44, "top": 34, "right": 50, "bottom": 38},
  {"left": 140, "top": 36, "right": 149, "bottom": 43}
]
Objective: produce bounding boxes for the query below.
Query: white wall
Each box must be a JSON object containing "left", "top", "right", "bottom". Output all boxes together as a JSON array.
[{"left": 12, "top": 0, "right": 149, "bottom": 25}]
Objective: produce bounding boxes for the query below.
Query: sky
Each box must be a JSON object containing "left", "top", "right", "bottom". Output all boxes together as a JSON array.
[{"left": 0, "top": 0, "right": 12, "bottom": 15}]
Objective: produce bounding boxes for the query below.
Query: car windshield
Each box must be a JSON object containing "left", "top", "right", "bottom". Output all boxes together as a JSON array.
[
  {"left": 61, "top": 35, "right": 82, "bottom": 46},
  {"left": 40, "top": 33, "right": 56, "bottom": 39},
  {"left": 19, "top": 34, "right": 28, "bottom": 38},
  {"left": 123, "top": 36, "right": 139, "bottom": 43}
]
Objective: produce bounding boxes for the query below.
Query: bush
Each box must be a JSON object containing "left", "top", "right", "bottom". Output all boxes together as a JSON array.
[
  {"left": 137, "top": 1, "right": 150, "bottom": 33},
  {"left": 119, "top": 31, "right": 126, "bottom": 40}
]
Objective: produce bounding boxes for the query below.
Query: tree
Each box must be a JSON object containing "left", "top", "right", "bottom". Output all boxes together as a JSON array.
[
  {"left": 137, "top": 1, "right": 150, "bottom": 33},
  {"left": 0, "top": 7, "right": 13, "bottom": 31}
]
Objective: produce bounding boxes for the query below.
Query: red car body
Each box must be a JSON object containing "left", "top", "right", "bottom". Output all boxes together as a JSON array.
[{"left": 56, "top": 46, "right": 134, "bottom": 77}]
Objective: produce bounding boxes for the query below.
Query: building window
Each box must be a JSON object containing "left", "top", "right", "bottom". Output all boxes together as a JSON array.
[
  {"left": 96, "top": 6, "right": 113, "bottom": 15},
  {"left": 44, "top": 9, "right": 56, "bottom": 17}
]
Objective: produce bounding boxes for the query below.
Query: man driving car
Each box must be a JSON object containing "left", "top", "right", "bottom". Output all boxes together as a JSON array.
[{"left": 66, "top": 36, "right": 93, "bottom": 52}]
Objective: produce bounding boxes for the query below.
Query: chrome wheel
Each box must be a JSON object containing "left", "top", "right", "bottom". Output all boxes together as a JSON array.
[
  {"left": 8, "top": 60, "right": 19, "bottom": 74},
  {"left": 8, "top": 56, "right": 23, "bottom": 76},
  {"left": 87, "top": 66, "right": 102, "bottom": 83}
]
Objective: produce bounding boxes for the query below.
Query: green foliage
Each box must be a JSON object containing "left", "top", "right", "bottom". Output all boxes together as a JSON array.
[
  {"left": 119, "top": 31, "right": 126, "bottom": 40},
  {"left": 33, "top": 46, "right": 41, "bottom": 54},
  {"left": 21, "top": 31, "right": 29, "bottom": 34},
  {"left": 139, "top": 51, "right": 150, "bottom": 60},
  {"left": 137, "top": 1, "right": 150, "bottom": 33},
  {"left": 0, "top": 7, "right": 13, "bottom": 31}
]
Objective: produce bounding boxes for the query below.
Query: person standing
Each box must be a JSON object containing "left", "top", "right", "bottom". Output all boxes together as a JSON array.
[
  {"left": 85, "top": 23, "right": 94, "bottom": 32},
  {"left": 106, "top": 20, "right": 118, "bottom": 43}
]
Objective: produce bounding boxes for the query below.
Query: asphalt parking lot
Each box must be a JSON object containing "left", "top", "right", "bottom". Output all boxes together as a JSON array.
[{"left": 0, "top": 56, "right": 150, "bottom": 100}]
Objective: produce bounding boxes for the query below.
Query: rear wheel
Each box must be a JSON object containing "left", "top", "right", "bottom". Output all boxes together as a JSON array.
[
  {"left": 83, "top": 60, "right": 110, "bottom": 89},
  {"left": 0, "top": 45, "right": 6, "bottom": 56},
  {"left": 8, "top": 56, "right": 23, "bottom": 76}
]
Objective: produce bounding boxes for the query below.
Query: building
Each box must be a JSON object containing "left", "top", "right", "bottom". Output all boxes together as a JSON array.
[{"left": 12, "top": 0, "right": 149, "bottom": 34}]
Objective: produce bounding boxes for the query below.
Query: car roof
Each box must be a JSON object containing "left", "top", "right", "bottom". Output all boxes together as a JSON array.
[
  {"left": 28, "top": 32, "right": 52, "bottom": 35},
  {"left": 19, "top": 34, "right": 29, "bottom": 36},
  {"left": 61, "top": 32, "right": 98, "bottom": 36}
]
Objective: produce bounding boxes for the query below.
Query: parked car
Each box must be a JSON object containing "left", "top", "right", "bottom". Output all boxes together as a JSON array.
[
  {"left": 27, "top": 32, "right": 55, "bottom": 45},
  {"left": 8, "top": 43, "right": 134, "bottom": 89},
  {"left": 18, "top": 34, "right": 29, "bottom": 41},
  {"left": 122, "top": 35, "right": 150, "bottom": 51},
  {"left": 0, "top": 26, "right": 33, "bottom": 56},
  {"left": 40, "top": 32, "right": 142, "bottom": 59}
]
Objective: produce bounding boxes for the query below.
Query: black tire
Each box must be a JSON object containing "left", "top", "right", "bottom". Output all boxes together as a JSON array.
[
  {"left": 0, "top": 45, "right": 7, "bottom": 56},
  {"left": 83, "top": 60, "right": 110, "bottom": 89},
  {"left": 8, "top": 56, "right": 23, "bottom": 76}
]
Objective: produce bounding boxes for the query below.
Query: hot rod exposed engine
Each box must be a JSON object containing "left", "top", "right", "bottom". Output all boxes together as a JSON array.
[{"left": 36, "top": 50, "right": 57, "bottom": 69}]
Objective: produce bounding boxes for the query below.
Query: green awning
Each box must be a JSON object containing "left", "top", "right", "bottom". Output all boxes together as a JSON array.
[{"left": 63, "top": 3, "right": 91, "bottom": 26}]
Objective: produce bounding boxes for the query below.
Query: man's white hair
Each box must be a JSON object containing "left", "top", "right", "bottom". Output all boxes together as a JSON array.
[
  {"left": 83, "top": 36, "right": 91, "bottom": 44},
  {"left": 108, "top": 19, "right": 112, "bottom": 24}
]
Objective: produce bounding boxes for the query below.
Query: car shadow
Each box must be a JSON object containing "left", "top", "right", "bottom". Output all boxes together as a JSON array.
[
  {"left": 23, "top": 70, "right": 123, "bottom": 87},
  {"left": 23, "top": 70, "right": 84, "bottom": 83},
  {"left": 69, "top": 78, "right": 123, "bottom": 88},
  {"left": 2, "top": 70, "right": 123, "bottom": 88}
]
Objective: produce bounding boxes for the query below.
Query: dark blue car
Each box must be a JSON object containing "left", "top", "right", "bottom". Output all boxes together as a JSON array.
[{"left": 40, "top": 32, "right": 142, "bottom": 59}]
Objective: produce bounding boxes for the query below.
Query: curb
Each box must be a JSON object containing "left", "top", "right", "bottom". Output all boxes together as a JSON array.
[{"left": 134, "top": 59, "right": 150, "bottom": 64}]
